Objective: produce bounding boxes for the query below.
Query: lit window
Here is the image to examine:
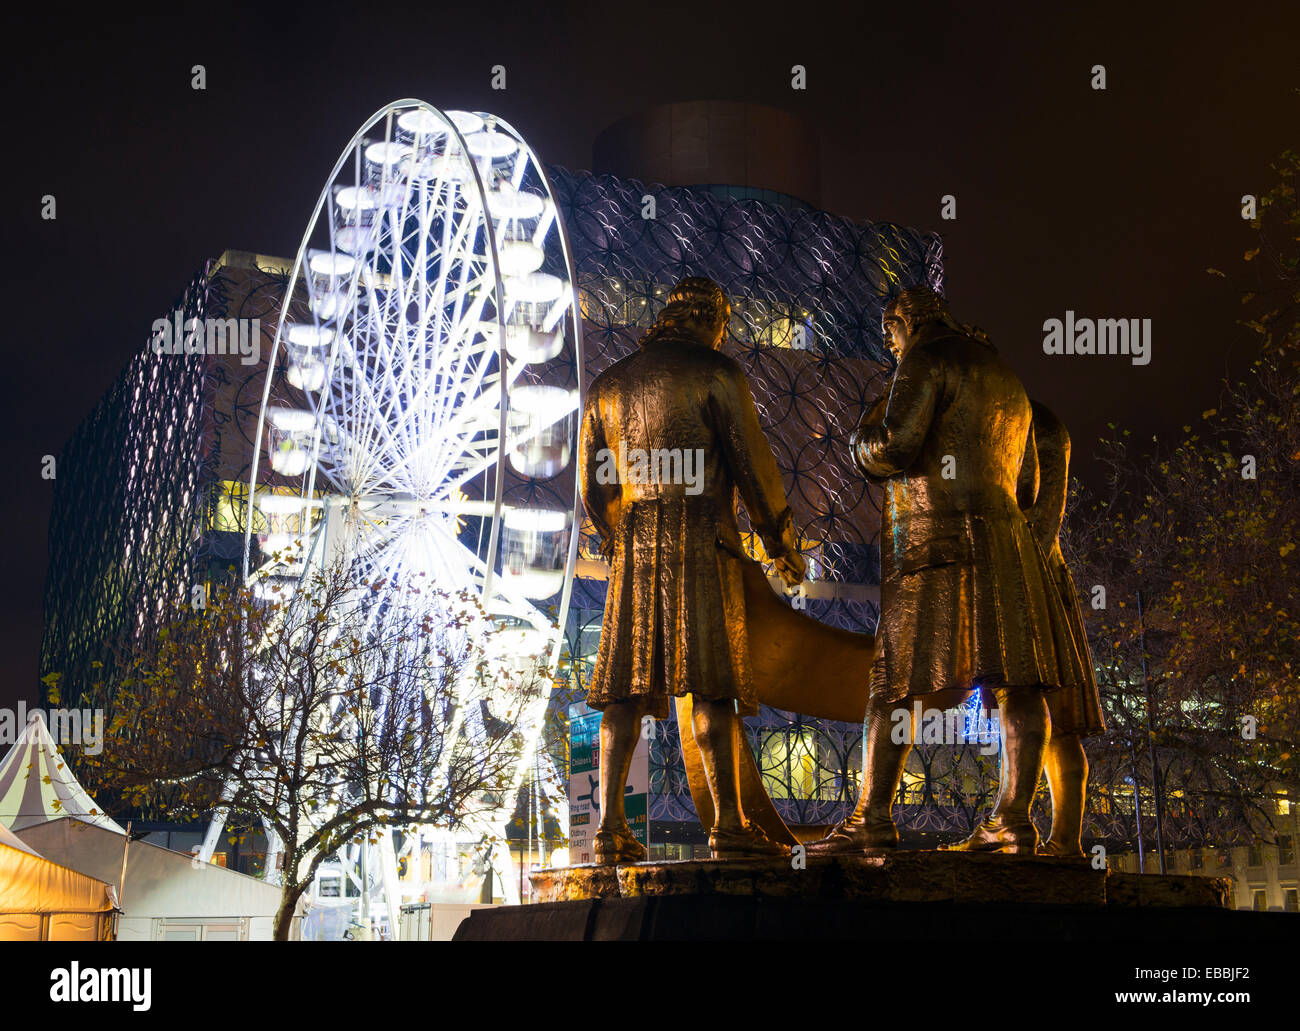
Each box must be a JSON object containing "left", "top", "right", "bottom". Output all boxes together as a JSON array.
[{"left": 759, "top": 729, "right": 821, "bottom": 800}]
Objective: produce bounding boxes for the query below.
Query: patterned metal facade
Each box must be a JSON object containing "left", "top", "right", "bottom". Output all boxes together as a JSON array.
[
  {"left": 40, "top": 255, "right": 289, "bottom": 710},
  {"left": 544, "top": 167, "right": 947, "bottom": 836}
]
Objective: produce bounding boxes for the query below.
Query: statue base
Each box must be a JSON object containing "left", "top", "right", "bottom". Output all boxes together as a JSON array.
[{"left": 452, "top": 851, "right": 1291, "bottom": 941}]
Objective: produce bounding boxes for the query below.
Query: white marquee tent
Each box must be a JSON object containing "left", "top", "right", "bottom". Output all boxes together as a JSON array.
[
  {"left": 1, "top": 713, "right": 298, "bottom": 940},
  {"left": 18, "top": 818, "right": 297, "bottom": 941},
  {"left": 0, "top": 821, "right": 118, "bottom": 941},
  {"left": 0, "top": 712, "right": 124, "bottom": 832}
]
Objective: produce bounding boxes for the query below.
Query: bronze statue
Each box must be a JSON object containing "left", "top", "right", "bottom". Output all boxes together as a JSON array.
[
  {"left": 1022, "top": 400, "right": 1105, "bottom": 857},
  {"left": 577, "top": 276, "right": 806, "bottom": 861},
  {"left": 810, "top": 286, "right": 1069, "bottom": 855}
]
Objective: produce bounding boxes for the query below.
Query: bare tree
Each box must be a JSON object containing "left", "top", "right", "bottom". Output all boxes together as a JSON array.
[
  {"left": 1063, "top": 146, "right": 1300, "bottom": 853},
  {"left": 82, "top": 561, "right": 548, "bottom": 939}
]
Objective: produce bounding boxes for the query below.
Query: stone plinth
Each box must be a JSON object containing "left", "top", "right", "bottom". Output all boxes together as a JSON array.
[
  {"left": 529, "top": 851, "right": 1229, "bottom": 910},
  {"left": 452, "top": 851, "right": 1269, "bottom": 940},
  {"left": 1105, "top": 870, "right": 1232, "bottom": 909},
  {"left": 526, "top": 863, "right": 620, "bottom": 902}
]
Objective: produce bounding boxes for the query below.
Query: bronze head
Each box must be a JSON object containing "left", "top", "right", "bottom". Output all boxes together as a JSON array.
[
  {"left": 642, "top": 276, "right": 731, "bottom": 350},
  {"left": 882, "top": 286, "right": 956, "bottom": 361}
]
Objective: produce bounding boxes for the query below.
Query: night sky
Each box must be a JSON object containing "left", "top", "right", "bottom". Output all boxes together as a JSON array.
[{"left": 4, "top": 0, "right": 1296, "bottom": 710}]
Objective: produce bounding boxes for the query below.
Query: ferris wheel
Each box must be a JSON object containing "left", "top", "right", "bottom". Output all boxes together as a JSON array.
[
  {"left": 245, "top": 99, "right": 582, "bottom": 646},
  {"left": 216, "top": 100, "right": 583, "bottom": 913}
]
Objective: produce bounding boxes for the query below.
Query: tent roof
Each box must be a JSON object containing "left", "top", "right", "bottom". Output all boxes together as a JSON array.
[
  {"left": 0, "top": 839, "right": 117, "bottom": 916},
  {"left": 0, "top": 713, "right": 124, "bottom": 833},
  {"left": 17, "top": 818, "right": 285, "bottom": 918},
  {"left": 0, "top": 820, "right": 40, "bottom": 857}
]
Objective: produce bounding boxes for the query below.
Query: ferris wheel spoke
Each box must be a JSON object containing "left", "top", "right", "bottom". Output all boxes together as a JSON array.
[{"left": 449, "top": 539, "right": 553, "bottom": 632}]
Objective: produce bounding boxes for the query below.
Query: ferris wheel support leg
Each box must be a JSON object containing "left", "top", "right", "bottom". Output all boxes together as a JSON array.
[
  {"left": 197, "top": 813, "right": 228, "bottom": 866},
  {"left": 343, "top": 841, "right": 364, "bottom": 895},
  {"left": 504, "top": 690, "right": 555, "bottom": 801},
  {"left": 378, "top": 830, "right": 402, "bottom": 939},
  {"left": 197, "top": 777, "right": 239, "bottom": 864},
  {"left": 487, "top": 824, "right": 521, "bottom": 907},
  {"left": 539, "top": 746, "right": 568, "bottom": 832},
  {"left": 262, "top": 821, "right": 284, "bottom": 886}
]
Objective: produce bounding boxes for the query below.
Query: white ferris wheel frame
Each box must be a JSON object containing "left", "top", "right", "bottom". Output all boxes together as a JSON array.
[{"left": 204, "top": 100, "right": 585, "bottom": 912}]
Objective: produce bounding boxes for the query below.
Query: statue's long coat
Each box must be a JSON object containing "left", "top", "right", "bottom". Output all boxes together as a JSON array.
[
  {"left": 578, "top": 328, "right": 797, "bottom": 718},
  {"left": 1025, "top": 401, "right": 1106, "bottom": 735},
  {"left": 852, "top": 324, "right": 1071, "bottom": 702}
]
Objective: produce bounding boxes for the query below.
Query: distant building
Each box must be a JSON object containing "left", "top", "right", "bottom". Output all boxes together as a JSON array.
[
  {"left": 40, "top": 251, "right": 291, "bottom": 714},
  {"left": 1107, "top": 795, "right": 1298, "bottom": 912}
]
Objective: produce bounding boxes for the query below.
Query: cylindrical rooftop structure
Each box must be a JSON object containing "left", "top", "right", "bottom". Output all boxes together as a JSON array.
[{"left": 593, "top": 100, "right": 822, "bottom": 209}]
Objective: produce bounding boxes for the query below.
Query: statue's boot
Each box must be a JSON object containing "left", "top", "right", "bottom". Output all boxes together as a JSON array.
[
  {"left": 805, "top": 808, "right": 898, "bottom": 854},
  {"left": 1036, "top": 839, "right": 1085, "bottom": 860},
  {"left": 594, "top": 825, "right": 647, "bottom": 865},
  {"left": 1042, "top": 733, "right": 1087, "bottom": 862},
  {"left": 943, "top": 686, "right": 1047, "bottom": 855},
  {"left": 808, "top": 693, "right": 909, "bottom": 855},
  {"left": 710, "top": 822, "right": 789, "bottom": 859},
  {"left": 940, "top": 814, "right": 1039, "bottom": 854}
]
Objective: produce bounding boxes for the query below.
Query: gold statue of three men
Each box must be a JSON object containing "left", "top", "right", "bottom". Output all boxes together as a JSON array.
[{"left": 577, "top": 277, "right": 1103, "bottom": 863}]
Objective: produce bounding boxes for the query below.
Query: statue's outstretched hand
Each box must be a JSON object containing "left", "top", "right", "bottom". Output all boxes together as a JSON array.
[{"left": 774, "top": 550, "right": 806, "bottom": 589}]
